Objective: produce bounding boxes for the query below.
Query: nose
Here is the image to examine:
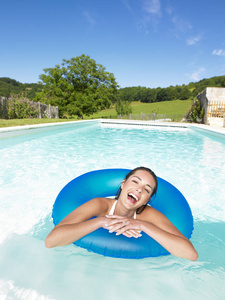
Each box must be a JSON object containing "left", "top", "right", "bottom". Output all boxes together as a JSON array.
[{"left": 136, "top": 185, "right": 143, "bottom": 193}]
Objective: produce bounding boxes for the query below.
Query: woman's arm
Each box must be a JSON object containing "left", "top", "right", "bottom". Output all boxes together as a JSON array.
[
  {"left": 45, "top": 198, "right": 109, "bottom": 248},
  {"left": 105, "top": 208, "right": 198, "bottom": 261},
  {"left": 140, "top": 220, "right": 198, "bottom": 261}
]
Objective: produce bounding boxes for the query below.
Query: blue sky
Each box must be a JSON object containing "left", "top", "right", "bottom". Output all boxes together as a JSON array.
[{"left": 1, "top": 0, "right": 225, "bottom": 88}]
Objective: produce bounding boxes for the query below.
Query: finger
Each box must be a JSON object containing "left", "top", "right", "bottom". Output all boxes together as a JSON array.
[
  {"left": 105, "top": 218, "right": 127, "bottom": 227},
  {"left": 127, "top": 229, "right": 141, "bottom": 236},
  {"left": 122, "top": 231, "right": 132, "bottom": 238},
  {"left": 128, "top": 229, "right": 142, "bottom": 234},
  {"left": 108, "top": 220, "right": 134, "bottom": 233},
  {"left": 124, "top": 229, "right": 142, "bottom": 238},
  {"left": 116, "top": 227, "right": 142, "bottom": 237},
  {"left": 105, "top": 215, "right": 124, "bottom": 219},
  {"left": 108, "top": 222, "right": 126, "bottom": 233}
]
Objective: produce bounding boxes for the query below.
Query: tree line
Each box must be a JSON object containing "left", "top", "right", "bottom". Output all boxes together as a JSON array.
[
  {"left": 1, "top": 54, "right": 225, "bottom": 118},
  {"left": 118, "top": 76, "right": 225, "bottom": 104}
]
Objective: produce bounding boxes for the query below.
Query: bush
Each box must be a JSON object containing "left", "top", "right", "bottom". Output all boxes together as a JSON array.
[
  {"left": 115, "top": 100, "right": 132, "bottom": 115},
  {"left": 7, "top": 95, "right": 38, "bottom": 119},
  {"left": 186, "top": 99, "right": 204, "bottom": 123}
]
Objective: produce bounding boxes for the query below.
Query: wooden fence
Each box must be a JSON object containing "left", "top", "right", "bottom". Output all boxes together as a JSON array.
[
  {"left": 0, "top": 97, "right": 58, "bottom": 119},
  {"left": 207, "top": 101, "right": 225, "bottom": 118},
  {"left": 0, "top": 97, "right": 7, "bottom": 119},
  {"left": 118, "top": 112, "right": 183, "bottom": 122},
  {"left": 36, "top": 102, "right": 59, "bottom": 119}
]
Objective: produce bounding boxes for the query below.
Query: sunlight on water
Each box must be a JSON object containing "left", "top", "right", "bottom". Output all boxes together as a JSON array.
[{"left": 0, "top": 122, "right": 225, "bottom": 300}]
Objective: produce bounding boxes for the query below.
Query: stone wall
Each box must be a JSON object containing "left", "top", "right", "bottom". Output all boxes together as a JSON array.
[{"left": 197, "top": 87, "right": 225, "bottom": 127}]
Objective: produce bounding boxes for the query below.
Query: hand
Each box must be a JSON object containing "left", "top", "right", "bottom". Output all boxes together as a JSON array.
[
  {"left": 120, "top": 229, "right": 142, "bottom": 238},
  {"left": 104, "top": 215, "right": 142, "bottom": 238}
]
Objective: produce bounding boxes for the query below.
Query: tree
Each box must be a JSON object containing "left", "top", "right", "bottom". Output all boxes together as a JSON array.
[
  {"left": 118, "top": 87, "right": 138, "bottom": 102},
  {"left": 115, "top": 99, "right": 132, "bottom": 115},
  {"left": 140, "top": 88, "right": 158, "bottom": 103},
  {"left": 37, "top": 55, "right": 118, "bottom": 118},
  {"left": 156, "top": 88, "right": 172, "bottom": 102}
]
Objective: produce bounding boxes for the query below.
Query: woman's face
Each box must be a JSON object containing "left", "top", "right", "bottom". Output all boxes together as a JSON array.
[{"left": 119, "top": 170, "right": 156, "bottom": 210}]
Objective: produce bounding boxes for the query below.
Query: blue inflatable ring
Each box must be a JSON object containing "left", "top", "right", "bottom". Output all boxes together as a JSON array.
[{"left": 52, "top": 169, "right": 194, "bottom": 259}]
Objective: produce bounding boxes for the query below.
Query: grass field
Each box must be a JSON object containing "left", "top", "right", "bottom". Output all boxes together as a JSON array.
[
  {"left": 0, "top": 99, "right": 193, "bottom": 127},
  {"left": 130, "top": 99, "right": 192, "bottom": 115},
  {"left": 85, "top": 99, "right": 193, "bottom": 119}
]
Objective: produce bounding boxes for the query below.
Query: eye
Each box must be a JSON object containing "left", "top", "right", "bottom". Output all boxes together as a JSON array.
[
  {"left": 145, "top": 188, "right": 150, "bottom": 194},
  {"left": 132, "top": 180, "right": 138, "bottom": 184}
]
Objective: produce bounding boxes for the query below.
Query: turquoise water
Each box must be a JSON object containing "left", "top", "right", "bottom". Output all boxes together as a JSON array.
[{"left": 0, "top": 121, "right": 225, "bottom": 300}]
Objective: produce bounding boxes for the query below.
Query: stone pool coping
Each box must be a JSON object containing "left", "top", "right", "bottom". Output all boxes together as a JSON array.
[
  {"left": 0, "top": 118, "right": 224, "bottom": 137},
  {"left": 0, "top": 119, "right": 96, "bottom": 133}
]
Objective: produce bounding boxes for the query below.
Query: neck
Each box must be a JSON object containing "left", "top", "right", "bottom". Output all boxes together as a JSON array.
[{"left": 114, "top": 199, "right": 135, "bottom": 218}]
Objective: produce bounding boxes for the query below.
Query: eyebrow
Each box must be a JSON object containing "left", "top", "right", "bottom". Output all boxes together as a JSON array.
[{"left": 132, "top": 176, "right": 153, "bottom": 190}]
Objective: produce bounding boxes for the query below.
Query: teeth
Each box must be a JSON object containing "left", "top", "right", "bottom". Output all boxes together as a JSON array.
[{"left": 128, "top": 193, "right": 138, "bottom": 201}]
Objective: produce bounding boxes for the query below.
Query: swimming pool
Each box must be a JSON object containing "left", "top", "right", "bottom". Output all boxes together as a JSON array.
[{"left": 0, "top": 120, "right": 225, "bottom": 300}]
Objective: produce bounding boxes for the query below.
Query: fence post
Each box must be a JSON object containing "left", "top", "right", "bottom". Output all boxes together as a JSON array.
[
  {"left": 223, "top": 115, "right": 225, "bottom": 127},
  {"left": 0, "top": 97, "right": 7, "bottom": 119},
  {"left": 1, "top": 97, "right": 8, "bottom": 119},
  {"left": 48, "top": 104, "right": 51, "bottom": 118},
  {"left": 129, "top": 113, "right": 131, "bottom": 120},
  {"left": 38, "top": 102, "right": 41, "bottom": 118},
  {"left": 0, "top": 98, "right": 3, "bottom": 118}
]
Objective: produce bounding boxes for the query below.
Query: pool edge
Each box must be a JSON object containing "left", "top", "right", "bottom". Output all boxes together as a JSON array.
[{"left": 0, "top": 118, "right": 224, "bottom": 138}]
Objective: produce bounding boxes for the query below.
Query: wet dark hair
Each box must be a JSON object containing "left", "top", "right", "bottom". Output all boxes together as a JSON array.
[{"left": 115, "top": 166, "right": 158, "bottom": 214}]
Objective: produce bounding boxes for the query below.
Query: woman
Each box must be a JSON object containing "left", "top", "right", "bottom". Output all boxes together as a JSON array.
[{"left": 45, "top": 167, "right": 198, "bottom": 261}]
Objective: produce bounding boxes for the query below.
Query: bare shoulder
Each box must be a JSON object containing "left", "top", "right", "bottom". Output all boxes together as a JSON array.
[
  {"left": 73, "top": 197, "right": 113, "bottom": 217},
  {"left": 56, "top": 197, "right": 113, "bottom": 226},
  {"left": 137, "top": 205, "right": 165, "bottom": 222},
  {"left": 89, "top": 197, "right": 114, "bottom": 215}
]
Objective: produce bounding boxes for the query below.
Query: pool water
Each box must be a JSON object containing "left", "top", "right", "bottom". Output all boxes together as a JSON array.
[{"left": 0, "top": 121, "right": 225, "bottom": 300}]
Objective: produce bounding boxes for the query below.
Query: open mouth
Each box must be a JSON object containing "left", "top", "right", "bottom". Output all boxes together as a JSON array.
[{"left": 127, "top": 192, "right": 139, "bottom": 203}]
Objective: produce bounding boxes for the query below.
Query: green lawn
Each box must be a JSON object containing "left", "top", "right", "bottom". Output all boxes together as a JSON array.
[
  {"left": 0, "top": 99, "right": 193, "bottom": 127},
  {"left": 0, "top": 118, "right": 79, "bottom": 128},
  {"left": 85, "top": 99, "right": 193, "bottom": 119},
  {"left": 130, "top": 100, "right": 193, "bottom": 115}
]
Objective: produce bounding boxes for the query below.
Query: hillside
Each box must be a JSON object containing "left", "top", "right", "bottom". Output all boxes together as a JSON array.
[
  {"left": 1, "top": 75, "right": 225, "bottom": 103},
  {"left": 0, "top": 77, "right": 42, "bottom": 99},
  {"left": 118, "top": 75, "right": 225, "bottom": 103}
]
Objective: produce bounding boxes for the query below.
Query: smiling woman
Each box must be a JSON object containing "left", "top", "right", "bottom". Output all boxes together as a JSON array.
[
  {"left": 115, "top": 167, "right": 158, "bottom": 215},
  {"left": 45, "top": 167, "right": 198, "bottom": 260}
]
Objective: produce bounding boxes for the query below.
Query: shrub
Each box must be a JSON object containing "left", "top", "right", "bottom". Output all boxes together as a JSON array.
[
  {"left": 186, "top": 99, "right": 204, "bottom": 123},
  {"left": 115, "top": 100, "right": 132, "bottom": 115},
  {"left": 7, "top": 95, "right": 38, "bottom": 119}
]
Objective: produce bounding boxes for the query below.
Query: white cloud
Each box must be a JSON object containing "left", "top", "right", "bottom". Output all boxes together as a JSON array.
[
  {"left": 142, "top": 0, "right": 161, "bottom": 16},
  {"left": 121, "top": 0, "right": 133, "bottom": 13},
  {"left": 189, "top": 67, "right": 205, "bottom": 81},
  {"left": 212, "top": 49, "right": 225, "bottom": 56},
  {"left": 137, "top": 0, "right": 161, "bottom": 32},
  {"left": 83, "top": 11, "right": 96, "bottom": 25},
  {"left": 186, "top": 35, "right": 201, "bottom": 46},
  {"left": 171, "top": 16, "right": 192, "bottom": 33},
  {"left": 166, "top": 6, "right": 173, "bottom": 16}
]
